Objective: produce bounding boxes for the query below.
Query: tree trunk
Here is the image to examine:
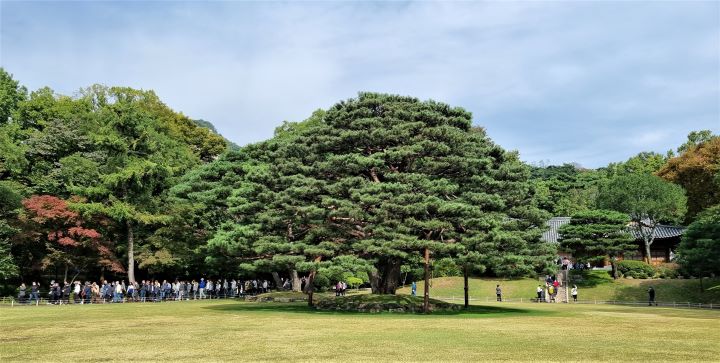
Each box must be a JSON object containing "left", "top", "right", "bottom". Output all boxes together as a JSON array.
[
  {"left": 271, "top": 272, "right": 282, "bottom": 290},
  {"left": 611, "top": 259, "right": 618, "bottom": 280},
  {"left": 63, "top": 264, "right": 69, "bottom": 283},
  {"left": 127, "top": 220, "right": 135, "bottom": 283},
  {"left": 370, "top": 258, "right": 402, "bottom": 294},
  {"left": 306, "top": 256, "right": 322, "bottom": 307},
  {"left": 463, "top": 265, "right": 469, "bottom": 309},
  {"left": 423, "top": 247, "right": 430, "bottom": 313},
  {"left": 643, "top": 242, "right": 652, "bottom": 265},
  {"left": 290, "top": 269, "right": 302, "bottom": 292}
]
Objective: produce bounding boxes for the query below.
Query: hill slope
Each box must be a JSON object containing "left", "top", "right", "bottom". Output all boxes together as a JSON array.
[{"left": 397, "top": 276, "right": 720, "bottom": 304}]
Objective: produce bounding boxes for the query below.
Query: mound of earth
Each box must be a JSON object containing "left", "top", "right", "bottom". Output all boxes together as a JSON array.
[
  {"left": 314, "top": 294, "right": 462, "bottom": 313},
  {"left": 245, "top": 291, "right": 308, "bottom": 303}
]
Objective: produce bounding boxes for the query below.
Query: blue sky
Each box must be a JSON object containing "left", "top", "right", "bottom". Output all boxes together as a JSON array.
[{"left": 1, "top": 1, "right": 718, "bottom": 168}]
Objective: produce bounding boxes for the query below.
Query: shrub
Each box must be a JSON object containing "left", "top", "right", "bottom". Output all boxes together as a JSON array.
[
  {"left": 433, "top": 258, "right": 461, "bottom": 277},
  {"left": 617, "top": 260, "right": 655, "bottom": 279},
  {"left": 654, "top": 263, "right": 679, "bottom": 279},
  {"left": 345, "top": 277, "right": 364, "bottom": 289}
]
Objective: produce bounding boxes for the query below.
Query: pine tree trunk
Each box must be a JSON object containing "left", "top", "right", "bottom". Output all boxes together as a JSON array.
[
  {"left": 271, "top": 272, "right": 282, "bottom": 290},
  {"left": 290, "top": 269, "right": 302, "bottom": 292},
  {"left": 463, "top": 265, "right": 469, "bottom": 309},
  {"left": 306, "top": 271, "right": 317, "bottom": 307},
  {"left": 423, "top": 247, "right": 430, "bottom": 313},
  {"left": 127, "top": 220, "right": 135, "bottom": 283},
  {"left": 370, "top": 258, "right": 401, "bottom": 294},
  {"left": 306, "top": 256, "right": 322, "bottom": 307}
]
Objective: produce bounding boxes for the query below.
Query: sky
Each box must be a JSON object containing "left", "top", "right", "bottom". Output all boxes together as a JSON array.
[{"left": 1, "top": 1, "right": 718, "bottom": 168}]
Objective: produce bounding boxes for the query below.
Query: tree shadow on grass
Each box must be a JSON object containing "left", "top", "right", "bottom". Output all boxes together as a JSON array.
[{"left": 203, "top": 302, "right": 552, "bottom": 318}]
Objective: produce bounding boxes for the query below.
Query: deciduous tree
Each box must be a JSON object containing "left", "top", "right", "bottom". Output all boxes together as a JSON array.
[{"left": 598, "top": 174, "right": 687, "bottom": 264}]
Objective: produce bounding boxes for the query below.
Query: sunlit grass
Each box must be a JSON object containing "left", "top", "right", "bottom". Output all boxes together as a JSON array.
[{"left": 1, "top": 299, "right": 718, "bottom": 362}]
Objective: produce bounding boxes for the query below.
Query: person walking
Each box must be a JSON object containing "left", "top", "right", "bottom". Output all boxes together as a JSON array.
[
  {"left": 496, "top": 284, "right": 502, "bottom": 302},
  {"left": 648, "top": 286, "right": 657, "bottom": 306},
  {"left": 571, "top": 285, "right": 578, "bottom": 302},
  {"left": 411, "top": 281, "right": 417, "bottom": 296}
]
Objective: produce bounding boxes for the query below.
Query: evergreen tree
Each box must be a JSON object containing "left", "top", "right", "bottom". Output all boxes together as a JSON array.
[
  {"left": 676, "top": 204, "right": 720, "bottom": 290},
  {"left": 558, "top": 209, "right": 636, "bottom": 279}
]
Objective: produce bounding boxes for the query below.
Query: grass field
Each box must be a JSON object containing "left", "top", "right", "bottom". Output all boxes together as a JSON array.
[
  {"left": 2, "top": 299, "right": 719, "bottom": 362},
  {"left": 396, "top": 276, "right": 720, "bottom": 303}
]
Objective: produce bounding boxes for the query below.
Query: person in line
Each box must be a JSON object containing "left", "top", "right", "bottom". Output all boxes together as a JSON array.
[
  {"left": 29, "top": 282, "right": 40, "bottom": 304},
  {"left": 114, "top": 281, "right": 123, "bottom": 303},
  {"left": 17, "top": 283, "right": 27, "bottom": 304},
  {"left": 561, "top": 257, "right": 569, "bottom": 270},
  {"left": 83, "top": 282, "right": 92, "bottom": 304},
  {"left": 536, "top": 285, "right": 543, "bottom": 302},
  {"left": 571, "top": 285, "right": 578, "bottom": 302},
  {"left": 548, "top": 285, "right": 555, "bottom": 303},
  {"left": 91, "top": 282, "right": 101, "bottom": 304},
  {"left": 73, "top": 281, "right": 82, "bottom": 304},
  {"left": 496, "top": 284, "right": 502, "bottom": 302},
  {"left": 648, "top": 286, "right": 657, "bottom": 306},
  {"left": 199, "top": 278, "right": 206, "bottom": 299},
  {"left": 127, "top": 282, "right": 136, "bottom": 303}
]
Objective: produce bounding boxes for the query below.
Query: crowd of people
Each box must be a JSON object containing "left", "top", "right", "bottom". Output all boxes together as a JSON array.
[
  {"left": 15, "top": 277, "right": 281, "bottom": 304},
  {"left": 534, "top": 274, "right": 577, "bottom": 303}
]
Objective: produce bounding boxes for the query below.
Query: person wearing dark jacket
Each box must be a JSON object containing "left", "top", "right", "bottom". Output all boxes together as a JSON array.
[{"left": 648, "top": 286, "right": 657, "bottom": 306}]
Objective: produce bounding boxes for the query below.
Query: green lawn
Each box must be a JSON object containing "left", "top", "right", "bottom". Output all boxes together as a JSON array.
[
  {"left": 397, "top": 276, "right": 720, "bottom": 304},
  {"left": 1, "top": 299, "right": 719, "bottom": 362}
]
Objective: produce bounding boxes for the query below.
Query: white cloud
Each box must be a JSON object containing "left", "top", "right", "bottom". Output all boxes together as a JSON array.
[{"left": 1, "top": 1, "right": 718, "bottom": 168}]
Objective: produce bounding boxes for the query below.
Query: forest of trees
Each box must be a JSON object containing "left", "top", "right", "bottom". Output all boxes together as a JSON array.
[{"left": 1, "top": 68, "right": 719, "bottom": 295}]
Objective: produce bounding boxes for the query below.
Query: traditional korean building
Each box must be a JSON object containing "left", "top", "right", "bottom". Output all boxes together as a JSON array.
[{"left": 541, "top": 216, "right": 685, "bottom": 265}]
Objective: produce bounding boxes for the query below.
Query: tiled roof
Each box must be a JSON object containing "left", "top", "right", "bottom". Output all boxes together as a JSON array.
[
  {"left": 541, "top": 217, "right": 684, "bottom": 243},
  {"left": 541, "top": 217, "right": 571, "bottom": 244},
  {"left": 628, "top": 221, "right": 685, "bottom": 240}
]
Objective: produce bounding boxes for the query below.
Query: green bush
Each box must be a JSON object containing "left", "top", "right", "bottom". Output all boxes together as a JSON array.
[
  {"left": 345, "top": 277, "right": 363, "bottom": 289},
  {"left": 617, "top": 260, "right": 655, "bottom": 279},
  {"left": 433, "top": 258, "right": 461, "bottom": 277},
  {"left": 654, "top": 263, "right": 679, "bottom": 279}
]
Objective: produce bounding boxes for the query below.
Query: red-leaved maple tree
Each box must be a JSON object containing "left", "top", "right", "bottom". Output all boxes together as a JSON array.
[{"left": 22, "top": 195, "right": 124, "bottom": 274}]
